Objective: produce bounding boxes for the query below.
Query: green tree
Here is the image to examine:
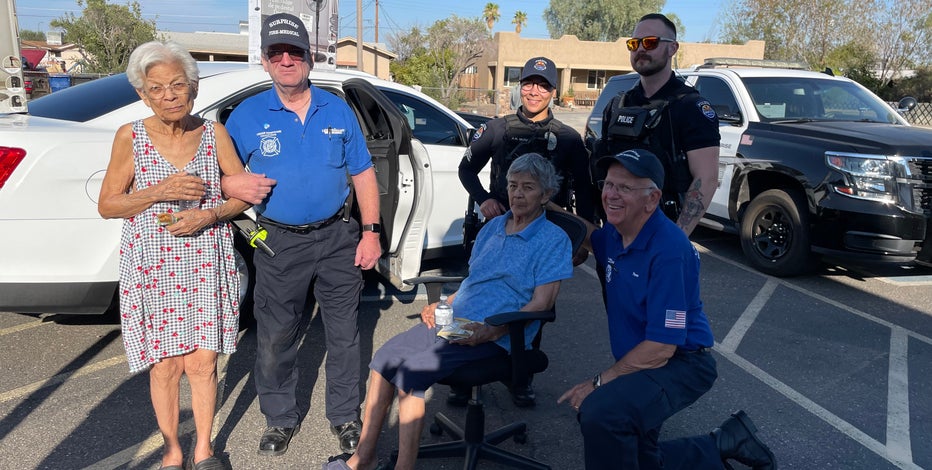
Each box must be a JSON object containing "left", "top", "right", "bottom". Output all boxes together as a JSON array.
[
  {"left": 512, "top": 11, "right": 527, "bottom": 34},
  {"left": 50, "top": 0, "right": 157, "bottom": 74},
  {"left": 19, "top": 29, "right": 46, "bottom": 41},
  {"left": 388, "top": 16, "right": 491, "bottom": 103},
  {"left": 717, "top": 0, "right": 930, "bottom": 84},
  {"left": 717, "top": 0, "right": 874, "bottom": 69},
  {"left": 483, "top": 3, "right": 500, "bottom": 31},
  {"left": 543, "top": 0, "right": 667, "bottom": 41}
]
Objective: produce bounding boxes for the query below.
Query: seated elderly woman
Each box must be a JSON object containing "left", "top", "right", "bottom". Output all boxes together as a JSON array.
[{"left": 327, "top": 153, "right": 574, "bottom": 470}]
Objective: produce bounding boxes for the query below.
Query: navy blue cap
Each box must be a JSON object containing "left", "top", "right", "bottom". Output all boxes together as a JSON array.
[
  {"left": 519, "top": 57, "right": 558, "bottom": 89},
  {"left": 597, "top": 149, "right": 665, "bottom": 189},
  {"left": 261, "top": 13, "right": 311, "bottom": 51}
]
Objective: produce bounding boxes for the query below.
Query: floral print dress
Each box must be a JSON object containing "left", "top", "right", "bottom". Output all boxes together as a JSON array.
[{"left": 119, "top": 120, "right": 240, "bottom": 374}]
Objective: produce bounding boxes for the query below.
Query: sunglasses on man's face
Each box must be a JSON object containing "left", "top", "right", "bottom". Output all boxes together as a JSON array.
[
  {"left": 625, "top": 36, "right": 676, "bottom": 51},
  {"left": 266, "top": 46, "right": 308, "bottom": 63}
]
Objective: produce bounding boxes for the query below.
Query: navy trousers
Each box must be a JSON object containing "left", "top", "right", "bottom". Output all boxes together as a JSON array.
[
  {"left": 578, "top": 349, "right": 722, "bottom": 469},
  {"left": 252, "top": 218, "right": 362, "bottom": 428}
]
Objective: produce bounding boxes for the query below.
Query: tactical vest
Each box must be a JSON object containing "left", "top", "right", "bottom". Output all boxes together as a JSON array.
[
  {"left": 490, "top": 114, "right": 568, "bottom": 206},
  {"left": 595, "top": 90, "right": 698, "bottom": 218}
]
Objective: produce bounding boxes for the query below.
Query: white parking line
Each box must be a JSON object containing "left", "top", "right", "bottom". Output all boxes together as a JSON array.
[
  {"left": 887, "top": 327, "right": 912, "bottom": 461},
  {"left": 718, "top": 278, "right": 777, "bottom": 353},
  {"left": 0, "top": 355, "right": 126, "bottom": 404},
  {"left": 0, "top": 315, "right": 50, "bottom": 336}
]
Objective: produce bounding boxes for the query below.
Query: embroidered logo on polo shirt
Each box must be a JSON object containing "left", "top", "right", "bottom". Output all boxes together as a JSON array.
[{"left": 257, "top": 130, "right": 281, "bottom": 157}]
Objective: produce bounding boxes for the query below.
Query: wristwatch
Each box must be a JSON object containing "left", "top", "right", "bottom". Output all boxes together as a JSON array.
[
  {"left": 592, "top": 373, "right": 601, "bottom": 389},
  {"left": 362, "top": 223, "right": 382, "bottom": 233}
]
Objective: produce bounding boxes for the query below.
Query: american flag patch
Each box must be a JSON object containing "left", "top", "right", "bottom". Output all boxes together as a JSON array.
[{"left": 664, "top": 310, "right": 686, "bottom": 329}]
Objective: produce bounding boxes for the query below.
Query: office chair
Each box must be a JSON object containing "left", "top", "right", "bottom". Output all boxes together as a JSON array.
[{"left": 414, "top": 209, "right": 587, "bottom": 470}]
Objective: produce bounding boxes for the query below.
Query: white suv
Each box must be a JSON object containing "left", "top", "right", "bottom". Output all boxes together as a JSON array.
[{"left": 0, "top": 62, "right": 484, "bottom": 314}]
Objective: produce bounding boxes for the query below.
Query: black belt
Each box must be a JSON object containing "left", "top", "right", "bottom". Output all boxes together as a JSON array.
[{"left": 258, "top": 212, "right": 341, "bottom": 234}]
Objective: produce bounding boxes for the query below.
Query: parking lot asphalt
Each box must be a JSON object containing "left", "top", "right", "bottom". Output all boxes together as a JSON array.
[{"left": 2, "top": 227, "right": 931, "bottom": 469}]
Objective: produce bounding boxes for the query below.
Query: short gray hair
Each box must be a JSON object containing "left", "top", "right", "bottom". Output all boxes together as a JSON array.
[
  {"left": 506, "top": 153, "right": 562, "bottom": 196},
  {"left": 126, "top": 41, "right": 199, "bottom": 90}
]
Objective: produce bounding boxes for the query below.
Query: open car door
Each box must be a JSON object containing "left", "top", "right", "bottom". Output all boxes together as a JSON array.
[{"left": 341, "top": 78, "right": 433, "bottom": 292}]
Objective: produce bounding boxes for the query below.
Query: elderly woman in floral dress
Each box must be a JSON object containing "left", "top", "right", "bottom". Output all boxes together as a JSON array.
[{"left": 98, "top": 41, "right": 249, "bottom": 470}]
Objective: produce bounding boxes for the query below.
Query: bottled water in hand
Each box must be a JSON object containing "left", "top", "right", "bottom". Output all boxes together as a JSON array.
[{"left": 435, "top": 295, "right": 453, "bottom": 328}]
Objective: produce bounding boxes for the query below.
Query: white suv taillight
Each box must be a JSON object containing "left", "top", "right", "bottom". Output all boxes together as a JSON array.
[{"left": 0, "top": 146, "right": 27, "bottom": 189}]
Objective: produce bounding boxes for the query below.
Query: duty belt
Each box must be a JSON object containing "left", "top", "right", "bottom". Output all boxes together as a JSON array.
[{"left": 258, "top": 212, "right": 342, "bottom": 234}]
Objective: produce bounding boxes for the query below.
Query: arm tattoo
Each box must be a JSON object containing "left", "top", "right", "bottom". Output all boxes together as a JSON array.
[{"left": 677, "top": 179, "right": 706, "bottom": 231}]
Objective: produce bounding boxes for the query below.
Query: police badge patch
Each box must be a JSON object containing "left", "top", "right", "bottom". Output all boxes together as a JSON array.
[
  {"left": 471, "top": 123, "right": 486, "bottom": 142},
  {"left": 698, "top": 100, "right": 716, "bottom": 121}
]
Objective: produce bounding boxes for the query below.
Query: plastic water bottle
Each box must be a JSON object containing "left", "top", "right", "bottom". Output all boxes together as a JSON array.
[{"left": 435, "top": 295, "right": 453, "bottom": 328}]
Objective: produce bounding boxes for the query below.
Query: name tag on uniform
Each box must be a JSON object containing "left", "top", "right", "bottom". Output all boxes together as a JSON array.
[{"left": 323, "top": 127, "right": 345, "bottom": 136}]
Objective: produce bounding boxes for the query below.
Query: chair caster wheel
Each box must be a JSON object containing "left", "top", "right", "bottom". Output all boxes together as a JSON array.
[
  {"left": 514, "top": 431, "right": 528, "bottom": 444},
  {"left": 429, "top": 422, "right": 443, "bottom": 435}
]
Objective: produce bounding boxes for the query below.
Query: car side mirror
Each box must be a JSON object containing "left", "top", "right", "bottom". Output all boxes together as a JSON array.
[{"left": 897, "top": 96, "right": 917, "bottom": 112}]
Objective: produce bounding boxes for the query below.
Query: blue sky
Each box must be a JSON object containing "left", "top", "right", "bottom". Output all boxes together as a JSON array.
[{"left": 15, "top": 0, "right": 724, "bottom": 43}]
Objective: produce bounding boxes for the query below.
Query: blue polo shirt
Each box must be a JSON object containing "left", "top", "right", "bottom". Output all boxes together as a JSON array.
[
  {"left": 225, "top": 83, "right": 373, "bottom": 225},
  {"left": 591, "top": 210, "right": 714, "bottom": 361},
  {"left": 452, "top": 210, "right": 573, "bottom": 352}
]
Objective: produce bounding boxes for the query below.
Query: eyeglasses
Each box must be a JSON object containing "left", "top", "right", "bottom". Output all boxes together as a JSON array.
[
  {"left": 598, "top": 180, "right": 655, "bottom": 195},
  {"left": 266, "top": 46, "right": 308, "bottom": 63},
  {"left": 625, "top": 36, "right": 676, "bottom": 51},
  {"left": 520, "top": 81, "right": 554, "bottom": 93},
  {"left": 145, "top": 81, "right": 190, "bottom": 99}
]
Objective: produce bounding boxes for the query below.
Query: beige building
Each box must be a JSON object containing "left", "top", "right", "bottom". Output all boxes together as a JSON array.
[
  {"left": 476, "top": 31, "right": 766, "bottom": 106},
  {"left": 161, "top": 30, "right": 395, "bottom": 81}
]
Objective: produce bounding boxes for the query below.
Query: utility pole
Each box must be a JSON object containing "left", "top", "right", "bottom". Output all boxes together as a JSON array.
[
  {"left": 373, "top": 0, "right": 378, "bottom": 77},
  {"left": 356, "top": 0, "right": 363, "bottom": 73}
]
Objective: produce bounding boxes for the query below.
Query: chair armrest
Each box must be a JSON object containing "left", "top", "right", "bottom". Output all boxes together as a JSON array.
[
  {"left": 404, "top": 275, "right": 466, "bottom": 304},
  {"left": 485, "top": 309, "right": 555, "bottom": 326}
]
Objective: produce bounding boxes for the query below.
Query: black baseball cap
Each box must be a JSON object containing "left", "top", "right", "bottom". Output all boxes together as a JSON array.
[
  {"left": 519, "top": 57, "right": 558, "bottom": 89},
  {"left": 261, "top": 13, "right": 310, "bottom": 51},
  {"left": 597, "top": 149, "right": 665, "bottom": 189}
]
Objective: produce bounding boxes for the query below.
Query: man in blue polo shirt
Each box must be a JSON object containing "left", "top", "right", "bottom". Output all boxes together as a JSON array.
[
  {"left": 558, "top": 149, "right": 776, "bottom": 469},
  {"left": 224, "top": 12, "right": 380, "bottom": 457}
]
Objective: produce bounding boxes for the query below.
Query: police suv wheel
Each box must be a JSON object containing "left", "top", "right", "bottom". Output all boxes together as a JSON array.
[{"left": 740, "top": 189, "right": 815, "bottom": 277}]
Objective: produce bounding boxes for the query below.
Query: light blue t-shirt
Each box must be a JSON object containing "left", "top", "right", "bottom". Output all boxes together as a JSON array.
[
  {"left": 451, "top": 210, "right": 573, "bottom": 352},
  {"left": 225, "top": 83, "right": 373, "bottom": 225}
]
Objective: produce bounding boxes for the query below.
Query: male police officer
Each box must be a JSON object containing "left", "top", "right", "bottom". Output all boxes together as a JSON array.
[
  {"left": 459, "top": 56, "right": 594, "bottom": 224},
  {"left": 601, "top": 13, "right": 720, "bottom": 235}
]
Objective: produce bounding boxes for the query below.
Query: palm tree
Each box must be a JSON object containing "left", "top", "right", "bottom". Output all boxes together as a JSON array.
[
  {"left": 483, "top": 3, "right": 500, "bottom": 31},
  {"left": 512, "top": 11, "right": 527, "bottom": 34}
]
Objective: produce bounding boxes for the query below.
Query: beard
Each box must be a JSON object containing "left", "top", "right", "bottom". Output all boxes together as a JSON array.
[{"left": 632, "top": 53, "right": 667, "bottom": 77}]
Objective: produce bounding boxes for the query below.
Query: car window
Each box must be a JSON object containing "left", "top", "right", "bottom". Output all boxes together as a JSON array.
[
  {"left": 591, "top": 74, "right": 640, "bottom": 118},
  {"left": 379, "top": 89, "right": 464, "bottom": 146},
  {"left": 27, "top": 73, "right": 139, "bottom": 122},
  {"left": 693, "top": 76, "right": 742, "bottom": 122},
  {"left": 742, "top": 77, "right": 897, "bottom": 123}
]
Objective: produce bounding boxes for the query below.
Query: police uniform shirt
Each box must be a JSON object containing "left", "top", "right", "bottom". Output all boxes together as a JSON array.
[
  {"left": 458, "top": 109, "right": 595, "bottom": 221},
  {"left": 626, "top": 72, "right": 720, "bottom": 162},
  {"left": 226, "top": 84, "right": 373, "bottom": 225}
]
